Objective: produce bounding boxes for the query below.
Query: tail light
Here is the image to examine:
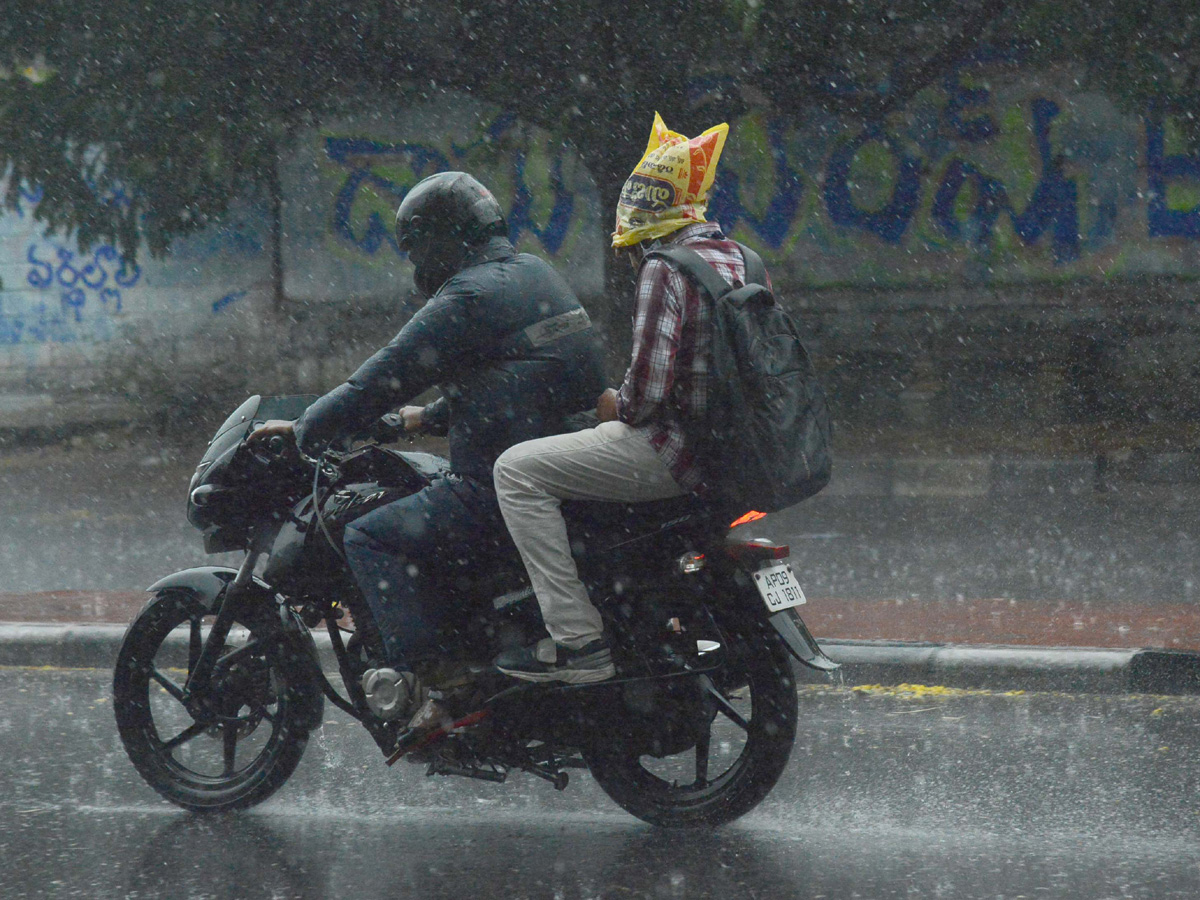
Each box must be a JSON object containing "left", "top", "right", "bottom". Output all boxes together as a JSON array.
[{"left": 729, "top": 510, "right": 767, "bottom": 528}]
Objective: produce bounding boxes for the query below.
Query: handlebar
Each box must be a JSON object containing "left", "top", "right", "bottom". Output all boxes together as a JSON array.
[{"left": 355, "top": 412, "right": 409, "bottom": 445}]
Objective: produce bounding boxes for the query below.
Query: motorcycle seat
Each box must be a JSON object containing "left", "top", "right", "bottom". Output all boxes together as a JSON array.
[{"left": 562, "top": 492, "right": 718, "bottom": 539}]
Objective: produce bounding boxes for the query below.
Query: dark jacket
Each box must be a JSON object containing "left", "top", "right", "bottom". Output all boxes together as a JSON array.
[{"left": 294, "top": 237, "right": 605, "bottom": 478}]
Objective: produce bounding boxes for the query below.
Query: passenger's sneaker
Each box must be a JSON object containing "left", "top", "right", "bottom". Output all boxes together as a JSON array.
[{"left": 495, "top": 637, "right": 616, "bottom": 684}]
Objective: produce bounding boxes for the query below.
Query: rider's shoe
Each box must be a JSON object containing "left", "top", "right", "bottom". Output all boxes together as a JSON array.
[
  {"left": 393, "top": 696, "right": 458, "bottom": 764},
  {"left": 404, "top": 696, "right": 453, "bottom": 734},
  {"left": 495, "top": 637, "right": 615, "bottom": 684}
]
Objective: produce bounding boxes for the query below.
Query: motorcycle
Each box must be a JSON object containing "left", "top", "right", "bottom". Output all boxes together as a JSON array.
[{"left": 113, "top": 394, "right": 837, "bottom": 826}]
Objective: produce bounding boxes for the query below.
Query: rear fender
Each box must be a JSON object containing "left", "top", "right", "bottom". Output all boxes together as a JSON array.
[
  {"left": 770, "top": 608, "right": 839, "bottom": 673},
  {"left": 145, "top": 566, "right": 325, "bottom": 729},
  {"left": 720, "top": 545, "right": 840, "bottom": 674}
]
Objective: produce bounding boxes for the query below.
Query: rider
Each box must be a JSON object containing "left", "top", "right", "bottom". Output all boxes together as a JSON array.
[
  {"left": 492, "top": 114, "right": 746, "bottom": 684},
  {"left": 252, "top": 171, "right": 605, "bottom": 719}
]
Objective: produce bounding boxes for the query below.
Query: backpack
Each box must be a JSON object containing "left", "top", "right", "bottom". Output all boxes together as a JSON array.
[{"left": 644, "top": 242, "right": 832, "bottom": 514}]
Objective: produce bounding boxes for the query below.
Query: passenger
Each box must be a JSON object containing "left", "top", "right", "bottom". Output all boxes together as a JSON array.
[{"left": 493, "top": 114, "right": 757, "bottom": 684}]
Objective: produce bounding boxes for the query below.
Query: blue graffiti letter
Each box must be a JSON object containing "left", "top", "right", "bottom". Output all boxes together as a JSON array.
[
  {"left": 708, "top": 119, "right": 805, "bottom": 250},
  {"left": 933, "top": 99, "right": 1080, "bottom": 263},
  {"left": 325, "top": 139, "right": 450, "bottom": 257},
  {"left": 26, "top": 245, "right": 53, "bottom": 289},
  {"left": 1147, "top": 107, "right": 1200, "bottom": 238},
  {"left": 825, "top": 126, "right": 922, "bottom": 244}
]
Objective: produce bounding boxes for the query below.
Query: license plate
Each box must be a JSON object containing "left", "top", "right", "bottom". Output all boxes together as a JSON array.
[{"left": 753, "top": 562, "right": 807, "bottom": 613}]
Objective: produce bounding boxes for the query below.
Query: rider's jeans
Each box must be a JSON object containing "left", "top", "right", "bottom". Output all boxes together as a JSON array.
[
  {"left": 343, "top": 475, "right": 507, "bottom": 668},
  {"left": 493, "top": 421, "right": 685, "bottom": 649}
]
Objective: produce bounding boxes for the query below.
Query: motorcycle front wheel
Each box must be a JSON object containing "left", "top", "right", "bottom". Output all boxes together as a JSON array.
[
  {"left": 584, "top": 613, "right": 798, "bottom": 827},
  {"left": 113, "top": 589, "right": 316, "bottom": 812}
]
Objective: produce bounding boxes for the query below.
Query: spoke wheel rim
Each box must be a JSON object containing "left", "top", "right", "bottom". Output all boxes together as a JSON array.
[
  {"left": 129, "top": 603, "right": 292, "bottom": 792},
  {"left": 612, "top": 648, "right": 760, "bottom": 808}
]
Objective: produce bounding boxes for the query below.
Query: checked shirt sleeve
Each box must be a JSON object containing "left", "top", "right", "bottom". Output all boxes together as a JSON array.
[{"left": 616, "top": 257, "right": 686, "bottom": 426}]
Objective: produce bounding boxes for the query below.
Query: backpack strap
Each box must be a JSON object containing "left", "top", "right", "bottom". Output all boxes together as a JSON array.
[
  {"left": 645, "top": 243, "right": 768, "bottom": 299},
  {"left": 643, "top": 245, "right": 733, "bottom": 302},
  {"left": 736, "top": 242, "right": 768, "bottom": 288}
]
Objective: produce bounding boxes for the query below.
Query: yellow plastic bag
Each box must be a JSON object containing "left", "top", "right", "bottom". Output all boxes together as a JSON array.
[{"left": 611, "top": 113, "right": 729, "bottom": 248}]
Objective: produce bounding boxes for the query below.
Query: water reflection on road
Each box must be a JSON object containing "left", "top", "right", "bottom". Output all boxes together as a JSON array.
[
  {"left": 12, "top": 801, "right": 1200, "bottom": 899},
  {"left": 4, "top": 669, "right": 1200, "bottom": 899}
]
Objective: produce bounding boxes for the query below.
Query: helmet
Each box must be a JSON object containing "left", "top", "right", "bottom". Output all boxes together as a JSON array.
[{"left": 395, "top": 171, "right": 507, "bottom": 297}]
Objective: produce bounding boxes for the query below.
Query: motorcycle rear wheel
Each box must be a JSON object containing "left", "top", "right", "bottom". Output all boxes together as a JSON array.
[
  {"left": 113, "top": 589, "right": 314, "bottom": 812},
  {"left": 584, "top": 616, "right": 798, "bottom": 827}
]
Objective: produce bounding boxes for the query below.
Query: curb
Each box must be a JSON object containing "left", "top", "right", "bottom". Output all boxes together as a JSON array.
[
  {"left": 814, "top": 639, "right": 1139, "bottom": 694},
  {"left": 0, "top": 624, "right": 136, "bottom": 670},
  {"left": 5, "top": 623, "right": 1198, "bottom": 696}
]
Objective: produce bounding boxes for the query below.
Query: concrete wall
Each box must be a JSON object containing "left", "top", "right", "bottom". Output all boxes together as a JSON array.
[
  {"left": 0, "top": 182, "right": 276, "bottom": 433},
  {"left": 1, "top": 73, "right": 1199, "bottom": 449},
  {"left": 0, "top": 96, "right": 607, "bottom": 435},
  {"left": 280, "top": 98, "right": 605, "bottom": 304}
]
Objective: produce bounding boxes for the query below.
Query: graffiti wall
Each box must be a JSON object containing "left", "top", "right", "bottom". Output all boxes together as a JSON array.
[
  {"left": 284, "top": 74, "right": 1200, "bottom": 299},
  {"left": 0, "top": 96, "right": 610, "bottom": 365},
  {"left": 712, "top": 64, "right": 1200, "bottom": 287},
  {"left": 280, "top": 97, "right": 606, "bottom": 303},
  {"left": 0, "top": 185, "right": 130, "bottom": 353},
  {"left": 0, "top": 179, "right": 270, "bottom": 363},
  {"left": 3, "top": 72, "right": 1199, "bottom": 367}
]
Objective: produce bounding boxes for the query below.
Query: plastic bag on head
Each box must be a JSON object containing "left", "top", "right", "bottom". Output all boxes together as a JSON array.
[{"left": 611, "top": 113, "right": 729, "bottom": 248}]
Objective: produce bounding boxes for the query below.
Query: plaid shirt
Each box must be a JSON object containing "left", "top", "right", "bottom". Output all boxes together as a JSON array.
[{"left": 616, "top": 222, "right": 762, "bottom": 492}]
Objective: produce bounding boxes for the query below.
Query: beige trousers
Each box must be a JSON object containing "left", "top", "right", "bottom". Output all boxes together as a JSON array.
[{"left": 493, "top": 421, "right": 685, "bottom": 648}]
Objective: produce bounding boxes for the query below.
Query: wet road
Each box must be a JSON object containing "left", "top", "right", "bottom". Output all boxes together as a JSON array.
[
  {"left": 3, "top": 442, "right": 1200, "bottom": 613},
  {"left": 4, "top": 667, "right": 1200, "bottom": 898}
]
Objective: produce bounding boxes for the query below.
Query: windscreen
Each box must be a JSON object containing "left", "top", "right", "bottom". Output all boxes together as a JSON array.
[
  {"left": 194, "top": 395, "right": 262, "bottom": 476},
  {"left": 193, "top": 395, "right": 318, "bottom": 476}
]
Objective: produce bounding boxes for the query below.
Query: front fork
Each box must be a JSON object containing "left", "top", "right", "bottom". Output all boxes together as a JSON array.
[
  {"left": 168, "top": 527, "right": 396, "bottom": 750},
  {"left": 181, "top": 528, "right": 275, "bottom": 717}
]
